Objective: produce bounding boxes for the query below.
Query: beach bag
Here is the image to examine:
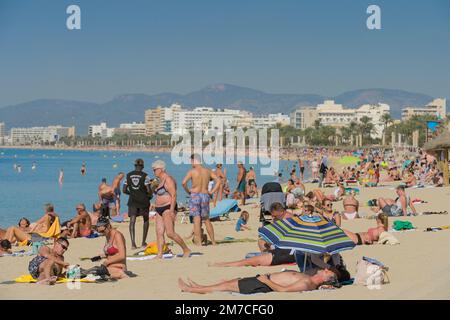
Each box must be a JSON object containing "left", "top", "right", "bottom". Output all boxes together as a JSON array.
[
  {"left": 354, "top": 257, "right": 390, "bottom": 288},
  {"left": 144, "top": 242, "right": 170, "bottom": 255}
]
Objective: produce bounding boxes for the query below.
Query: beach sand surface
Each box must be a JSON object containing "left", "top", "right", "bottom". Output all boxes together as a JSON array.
[{"left": 1, "top": 184, "right": 450, "bottom": 300}]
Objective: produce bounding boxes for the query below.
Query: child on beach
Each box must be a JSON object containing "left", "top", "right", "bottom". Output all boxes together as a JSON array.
[{"left": 235, "top": 211, "right": 251, "bottom": 232}]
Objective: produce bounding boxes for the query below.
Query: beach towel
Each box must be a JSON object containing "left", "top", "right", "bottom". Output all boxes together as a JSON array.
[
  {"left": 0, "top": 250, "right": 34, "bottom": 257},
  {"left": 111, "top": 215, "right": 125, "bottom": 223},
  {"left": 37, "top": 217, "right": 61, "bottom": 239},
  {"left": 210, "top": 199, "right": 240, "bottom": 219},
  {"left": 14, "top": 274, "right": 96, "bottom": 283},
  {"left": 377, "top": 232, "right": 400, "bottom": 245},
  {"left": 393, "top": 220, "right": 414, "bottom": 231},
  {"left": 126, "top": 252, "right": 203, "bottom": 261},
  {"left": 216, "top": 238, "right": 257, "bottom": 244}
]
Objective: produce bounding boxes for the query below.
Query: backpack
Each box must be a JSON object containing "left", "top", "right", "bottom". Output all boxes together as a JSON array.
[{"left": 354, "top": 257, "right": 390, "bottom": 288}]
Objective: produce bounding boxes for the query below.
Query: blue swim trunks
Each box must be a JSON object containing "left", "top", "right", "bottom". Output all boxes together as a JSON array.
[
  {"left": 189, "top": 193, "right": 210, "bottom": 220},
  {"left": 237, "top": 180, "right": 246, "bottom": 193}
]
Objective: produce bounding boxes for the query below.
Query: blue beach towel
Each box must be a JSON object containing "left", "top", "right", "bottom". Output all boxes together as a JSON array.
[{"left": 210, "top": 199, "right": 240, "bottom": 219}]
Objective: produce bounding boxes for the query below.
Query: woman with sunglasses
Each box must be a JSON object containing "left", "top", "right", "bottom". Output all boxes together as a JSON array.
[
  {"left": 94, "top": 217, "right": 128, "bottom": 279},
  {"left": 152, "top": 160, "right": 191, "bottom": 258},
  {"left": 28, "top": 237, "right": 70, "bottom": 285},
  {"left": 320, "top": 200, "right": 341, "bottom": 227}
]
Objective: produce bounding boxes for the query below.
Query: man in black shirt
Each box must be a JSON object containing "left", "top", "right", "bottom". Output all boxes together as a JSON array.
[{"left": 123, "top": 158, "right": 152, "bottom": 249}]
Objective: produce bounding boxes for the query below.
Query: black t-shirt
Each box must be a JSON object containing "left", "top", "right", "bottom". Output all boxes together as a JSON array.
[
  {"left": 319, "top": 162, "right": 328, "bottom": 174},
  {"left": 124, "top": 170, "right": 152, "bottom": 209}
]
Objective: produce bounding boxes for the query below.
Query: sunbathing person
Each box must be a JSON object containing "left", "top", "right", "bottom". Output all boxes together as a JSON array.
[
  {"left": 4, "top": 204, "right": 57, "bottom": 244},
  {"left": 94, "top": 217, "right": 128, "bottom": 279},
  {"left": 343, "top": 213, "right": 388, "bottom": 245},
  {"left": 403, "top": 171, "right": 417, "bottom": 188},
  {"left": 28, "top": 237, "right": 70, "bottom": 285},
  {"left": 342, "top": 192, "right": 360, "bottom": 220},
  {"left": 178, "top": 269, "right": 339, "bottom": 294},
  {"left": 0, "top": 218, "right": 30, "bottom": 242},
  {"left": 375, "top": 185, "right": 417, "bottom": 216},
  {"left": 67, "top": 203, "right": 92, "bottom": 238},
  {"left": 0, "top": 239, "right": 12, "bottom": 256},
  {"left": 319, "top": 199, "right": 341, "bottom": 226}
]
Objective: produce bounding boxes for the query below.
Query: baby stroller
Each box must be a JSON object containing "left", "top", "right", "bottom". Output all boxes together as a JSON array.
[{"left": 260, "top": 182, "right": 286, "bottom": 225}]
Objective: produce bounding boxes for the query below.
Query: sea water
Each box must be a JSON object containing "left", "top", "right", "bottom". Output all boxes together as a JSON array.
[{"left": 0, "top": 148, "right": 305, "bottom": 226}]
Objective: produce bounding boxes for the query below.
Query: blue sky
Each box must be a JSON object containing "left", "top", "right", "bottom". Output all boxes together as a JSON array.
[{"left": 0, "top": 0, "right": 449, "bottom": 106}]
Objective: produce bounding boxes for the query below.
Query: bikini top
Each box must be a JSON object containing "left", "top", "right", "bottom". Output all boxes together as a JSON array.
[
  {"left": 104, "top": 232, "right": 119, "bottom": 256},
  {"left": 155, "top": 176, "right": 176, "bottom": 197}
]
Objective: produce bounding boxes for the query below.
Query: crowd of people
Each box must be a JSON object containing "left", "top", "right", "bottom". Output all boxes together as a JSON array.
[{"left": 0, "top": 146, "right": 446, "bottom": 293}]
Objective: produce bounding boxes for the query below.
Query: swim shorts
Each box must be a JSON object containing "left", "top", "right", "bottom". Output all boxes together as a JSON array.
[
  {"left": 29, "top": 255, "right": 47, "bottom": 279},
  {"left": 102, "top": 197, "right": 116, "bottom": 209},
  {"left": 237, "top": 276, "right": 273, "bottom": 294},
  {"left": 189, "top": 193, "right": 210, "bottom": 219},
  {"left": 269, "top": 248, "right": 296, "bottom": 265},
  {"left": 382, "top": 205, "right": 402, "bottom": 217},
  {"left": 237, "top": 180, "right": 246, "bottom": 193}
]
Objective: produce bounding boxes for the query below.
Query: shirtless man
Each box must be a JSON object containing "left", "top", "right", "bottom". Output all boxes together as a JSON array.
[
  {"left": 98, "top": 178, "right": 117, "bottom": 217},
  {"left": 28, "top": 237, "right": 70, "bottom": 285},
  {"left": 236, "top": 162, "right": 247, "bottom": 206},
  {"left": 178, "top": 269, "right": 338, "bottom": 295},
  {"left": 213, "top": 164, "right": 226, "bottom": 207},
  {"left": 67, "top": 203, "right": 92, "bottom": 238},
  {"left": 112, "top": 173, "right": 125, "bottom": 215},
  {"left": 246, "top": 166, "right": 258, "bottom": 198},
  {"left": 182, "top": 154, "right": 221, "bottom": 246},
  {"left": 298, "top": 158, "right": 305, "bottom": 181},
  {"left": 342, "top": 192, "right": 359, "bottom": 220}
]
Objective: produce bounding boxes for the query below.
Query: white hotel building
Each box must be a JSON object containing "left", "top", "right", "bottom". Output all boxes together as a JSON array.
[
  {"left": 88, "top": 122, "right": 115, "bottom": 138},
  {"left": 10, "top": 126, "right": 75, "bottom": 145},
  {"left": 291, "top": 100, "right": 390, "bottom": 139}
]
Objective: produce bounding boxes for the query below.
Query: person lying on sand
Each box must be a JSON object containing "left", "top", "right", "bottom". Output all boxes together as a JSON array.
[
  {"left": 178, "top": 269, "right": 339, "bottom": 294},
  {"left": 342, "top": 192, "right": 360, "bottom": 220},
  {"left": 343, "top": 213, "right": 388, "bottom": 245},
  {"left": 4, "top": 204, "right": 57, "bottom": 244},
  {"left": 28, "top": 237, "right": 70, "bottom": 285},
  {"left": 0, "top": 239, "right": 12, "bottom": 256},
  {"left": 0, "top": 218, "right": 30, "bottom": 242}
]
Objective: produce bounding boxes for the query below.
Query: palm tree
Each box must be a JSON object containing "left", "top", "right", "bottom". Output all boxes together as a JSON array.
[{"left": 358, "top": 116, "right": 375, "bottom": 145}]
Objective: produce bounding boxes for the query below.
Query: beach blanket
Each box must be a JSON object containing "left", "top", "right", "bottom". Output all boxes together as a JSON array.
[
  {"left": 126, "top": 252, "right": 203, "bottom": 261},
  {"left": 216, "top": 238, "right": 257, "bottom": 244},
  {"left": 377, "top": 232, "right": 400, "bottom": 245},
  {"left": 14, "top": 274, "right": 96, "bottom": 283},
  {"left": 210, "top": 199, "right": 240, "bottom": 219},
  {"left": 37, "top": 217, "right": 61, "bottom": 239},
  {"left": 0, "top": 250, "right": 34, "bottom": 257},
  {"left": 424, "top": 226, "right": 450, "bottom": 232}
]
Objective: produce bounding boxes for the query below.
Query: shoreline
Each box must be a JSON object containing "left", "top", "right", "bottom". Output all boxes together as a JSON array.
[{"left": 0, "top": 145, "right": 305, "bottom": 161}]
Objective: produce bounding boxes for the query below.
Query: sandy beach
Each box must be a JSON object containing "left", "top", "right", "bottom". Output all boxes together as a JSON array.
[{"left": 1, "top": 182, "right": 449, "bottom": 300}]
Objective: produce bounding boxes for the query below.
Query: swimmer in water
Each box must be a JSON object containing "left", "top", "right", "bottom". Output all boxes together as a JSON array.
[
  {"left": 17, "top": 165, "right": 22, "bottom": 173},
  {"left": 80, "top": 163, "right": 86, "bottom": 176},
  {"left": 32, "top": 162, "right": 36, "bottom": 170},
  {"left": 59, "top": 169, "right": 64, "bottom": 186}
]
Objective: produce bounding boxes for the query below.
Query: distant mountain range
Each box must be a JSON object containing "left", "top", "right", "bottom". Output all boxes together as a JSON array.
[{"left": 0, "top": 84, "right": 438, "bottom": 135}]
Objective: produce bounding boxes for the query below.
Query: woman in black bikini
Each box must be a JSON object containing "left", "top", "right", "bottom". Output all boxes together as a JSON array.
[{"left": 152, "top": 160, "right": 191, "bottom": 258}]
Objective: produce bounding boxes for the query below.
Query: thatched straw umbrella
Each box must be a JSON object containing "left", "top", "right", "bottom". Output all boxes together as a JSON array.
[{"left": 423, "top": 131, "right": 450, "bottom": 186}]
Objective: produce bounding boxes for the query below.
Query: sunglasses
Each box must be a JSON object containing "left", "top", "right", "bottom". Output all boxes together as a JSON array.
[
  {"left": 326, "top": 204, "right": 333, "bottom": 207},
  {"left": 58, "top": 242, "right": 68, "bottom": 251}
]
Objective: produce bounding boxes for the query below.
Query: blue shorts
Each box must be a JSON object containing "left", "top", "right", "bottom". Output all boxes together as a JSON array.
[
  {"left": 189, "top": 193, "right": 210, "bottom": 220},
  {"left": 102, "top": 197, "right": 116, "bottom": 209},
  {"left": 237, "top": 181, "right": 246, "bottom": 193}
]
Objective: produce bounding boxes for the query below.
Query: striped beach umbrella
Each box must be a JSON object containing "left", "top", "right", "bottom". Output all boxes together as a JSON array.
[{"left": 258, "top": 215, "right": 355, "bottom": 255}]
